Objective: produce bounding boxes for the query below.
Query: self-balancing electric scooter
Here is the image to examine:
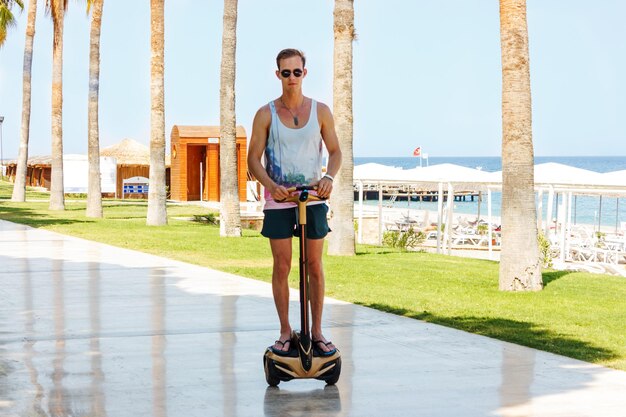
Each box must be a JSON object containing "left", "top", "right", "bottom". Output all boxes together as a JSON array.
[{"left": 263, "top": 185, "right": 342, "bottom": 386}]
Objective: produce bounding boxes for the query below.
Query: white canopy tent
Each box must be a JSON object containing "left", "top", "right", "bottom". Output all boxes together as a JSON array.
[
  {"left": 353, "top": 163, "right": 412, "bottom": 182},
  {"left": 534, "top": 162, "right": 606, "bottom": 186},
  {"left": 404, "top": 164, "right": 496, "bottom": 254},
  {"left": 404, "top": 163, "right": 495, "bottom": 183},
  {"left": 353, "top": 163, "right": 498, "bottom": 255},
  {"left": 452, "top": 163, "right": 626, "bottom": 262},
  {"left": 354, "top": 161, "right": 626, "bottom": 262},
  {"left": 600, "top": 169, "right": 626, "bottom": 187}
]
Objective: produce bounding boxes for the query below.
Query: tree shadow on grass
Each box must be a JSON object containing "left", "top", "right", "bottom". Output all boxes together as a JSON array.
[
  {"left": 103, "top": 200, "right": 147, "bottom": 205},
  {"left": 356, "top": 250, "right": 396, "bottom": 256},
  {"left": 355, "top": 247, "right": 421, "bottom": 256},
  {"left": 360, "top": 302, "right": 618, "bottom": 366},
  {"left": 105, "top": 215, "right": 147, "bottom": 220},
  {"left": 542, "top": 270, "right": 574, "bottom": 286},
  {"left": 64, "top": 205, "right": 88, "bottom": 212},
  {"left": 0, "top": 205, "right": 90, "bottom": 228}
]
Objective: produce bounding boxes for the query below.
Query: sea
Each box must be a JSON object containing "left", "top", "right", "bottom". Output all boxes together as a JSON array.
[{"left": 353, "top": 156, "right": 626, "bottom": 231}]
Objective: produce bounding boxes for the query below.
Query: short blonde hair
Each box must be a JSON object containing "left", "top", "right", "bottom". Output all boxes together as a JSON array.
[{"left": 276, "top": 48, "right": 306, "bottom": 69}]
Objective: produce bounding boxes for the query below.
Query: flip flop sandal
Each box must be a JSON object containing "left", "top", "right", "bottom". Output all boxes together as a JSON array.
[
  {"left": 313, "top": 340, "right": 337, "bottom": 356},
  {"left": 270, "top": 339, "right": 292, "bottom": 356}
]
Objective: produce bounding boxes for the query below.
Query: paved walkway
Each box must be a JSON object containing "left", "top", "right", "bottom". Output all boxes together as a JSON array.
[{"left": 1, "top": 219, "right": 625, "bottom": 417}]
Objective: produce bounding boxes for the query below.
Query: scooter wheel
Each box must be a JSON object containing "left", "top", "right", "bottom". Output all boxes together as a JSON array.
[
  {"left": 324, "top": 357, "right": 342, "bottom": 385},
  {"left": 263, "top": 355, "right": 281, "bottom": 387}
]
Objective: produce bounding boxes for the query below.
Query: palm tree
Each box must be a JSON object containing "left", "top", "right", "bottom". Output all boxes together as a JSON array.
[
  {"left": 8, "top": 0, "right": 35, "bottom": 203},
  {"left": 0, "top": 0, "right": 23, "bottom": 183},
  {"left": 146, "top": 0, "right": 167, "bottom": 225},
  {"left": 47, "top": 0, "right": 68, "bottom": 211},
  {"left": 85, "top": 0, "right": 104, "bottom": 218},
  {"left": 0, "top": 0, "right": 23, "bottom": 46},
  {"left": 218, "top": 0, "right": 241, "bottom": 237},
  {"left": 328, "top": 0, "right": 355, "bottom": 256},
  {"left": 499, "top": 0, "right": 542, "bottom": 291}
]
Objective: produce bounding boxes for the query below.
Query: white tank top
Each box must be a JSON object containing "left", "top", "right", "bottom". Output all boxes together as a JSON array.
[{"left": 264, "top": 99, "right": 324, "bottom": 210}]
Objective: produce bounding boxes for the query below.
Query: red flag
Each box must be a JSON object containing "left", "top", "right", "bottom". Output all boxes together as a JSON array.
[{"left": 413, "top": 147, "right": 421, "bottom": 157}]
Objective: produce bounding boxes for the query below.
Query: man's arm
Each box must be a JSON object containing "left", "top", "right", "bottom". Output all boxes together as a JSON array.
[
  {"left": 316, "top": 103, "right": 342, "bottom": 198},
  {"left": 247, "top": 104, "right": 290, "bottom": 201}
]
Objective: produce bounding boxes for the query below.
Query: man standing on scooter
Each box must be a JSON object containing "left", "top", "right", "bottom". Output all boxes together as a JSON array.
[{"left": 247, "top": 48, "right": 342, "bottom": 354}]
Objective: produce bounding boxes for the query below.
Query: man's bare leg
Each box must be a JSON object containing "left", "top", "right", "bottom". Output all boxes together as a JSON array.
[
  {"left": 270, "top": 238, "right": 293, "bottom": 351},
  {"left": 307, "top": 238, "right": 336, "bottom": 353}
]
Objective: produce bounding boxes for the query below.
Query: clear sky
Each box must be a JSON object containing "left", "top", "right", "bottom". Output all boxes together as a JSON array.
[{"left": 1, "top": 0, "right": 625, "bottom": 159}]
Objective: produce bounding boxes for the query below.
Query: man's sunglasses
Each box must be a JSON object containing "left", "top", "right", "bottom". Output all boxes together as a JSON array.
[{"left": 280, "top": 69, "right": 303, "bottom": 78}]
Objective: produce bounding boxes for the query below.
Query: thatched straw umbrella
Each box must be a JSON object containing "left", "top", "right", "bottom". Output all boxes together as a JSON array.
[
  {"left": 101, "top": 138, "right": 170, "bottom": 198},
  {"left": 101, "top": 138, "right": 150, "bottom": 165}
]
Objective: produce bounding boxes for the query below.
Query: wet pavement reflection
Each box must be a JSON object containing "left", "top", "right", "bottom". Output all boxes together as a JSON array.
[
  {"left": 89, "top": 260, "right": 106, "bottom": 417},
  {"left": 151, "top": 269, "right": 167, "bottom": 417},
  {"left": 1, "top": 219, "right": 626, "bottom": 417},
  {"left": 263, "top": 385, "right": 342, "bottom": 417}
]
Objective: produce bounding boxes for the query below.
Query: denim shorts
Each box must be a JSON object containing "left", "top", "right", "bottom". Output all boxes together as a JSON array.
[{"left": 261, "top": 204, "right": 330, "bottom": 239}]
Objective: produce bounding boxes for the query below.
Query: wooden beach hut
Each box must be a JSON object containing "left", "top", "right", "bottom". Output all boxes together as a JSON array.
[
  {"left": 29, "top": 156, "right": 52, "bottom": 188},
  {"left": 100, "top": 138, "right": 171, "bottom": 198},
  {"left": 6, "top": 155, "right": 52, "bottom": 189},
  {"left": 6, "top": 140, "right": 169, "bottom": 197},
  {"left": 169, "top": 125, "right": 248, "bottom": 202}
]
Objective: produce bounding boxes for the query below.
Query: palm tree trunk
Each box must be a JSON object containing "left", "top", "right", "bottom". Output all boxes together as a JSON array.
[
  {"left": 328, "top": 0, "right": 355, "bottom": 256},
  {"left": 86, "top": 0, "right": 104, "bottom": 218},
  {"left": 147, "top": 0, "right": 167, "bottom": 226},
  {"left": 499, "top": 0, "right": 542, "bottom": 291},
  {"left": 11, "top": 0, "right": 37, "bottom": 203},
  {"left": 219, "top": 0, "right": 241, "bottom": 237},
  {"left": 49, "top": 0, "right": 65, "bottom": 211}
]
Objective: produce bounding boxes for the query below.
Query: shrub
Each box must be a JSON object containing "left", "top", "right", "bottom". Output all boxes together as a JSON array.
[
  {"left": 383, "top": 227, "right": 425, "bottom": 251},
  {"left": 537, "top": 231, "right": 553, "bottom": 268},
  {"left": 595, "top": 231, "right": 606, "bottom": 247},
  {"left": 193, "top": 212, "right": 219, "bottom": 225}
]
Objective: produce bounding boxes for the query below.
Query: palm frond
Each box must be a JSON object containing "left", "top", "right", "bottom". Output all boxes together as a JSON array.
[{"left": 0, "top": 0, "right": 24, "bottom": 47}]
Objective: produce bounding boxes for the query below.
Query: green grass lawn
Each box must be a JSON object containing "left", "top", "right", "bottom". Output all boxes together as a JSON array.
[{"left": 1, "top": 180, "right": 625, "bottom": 371}]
